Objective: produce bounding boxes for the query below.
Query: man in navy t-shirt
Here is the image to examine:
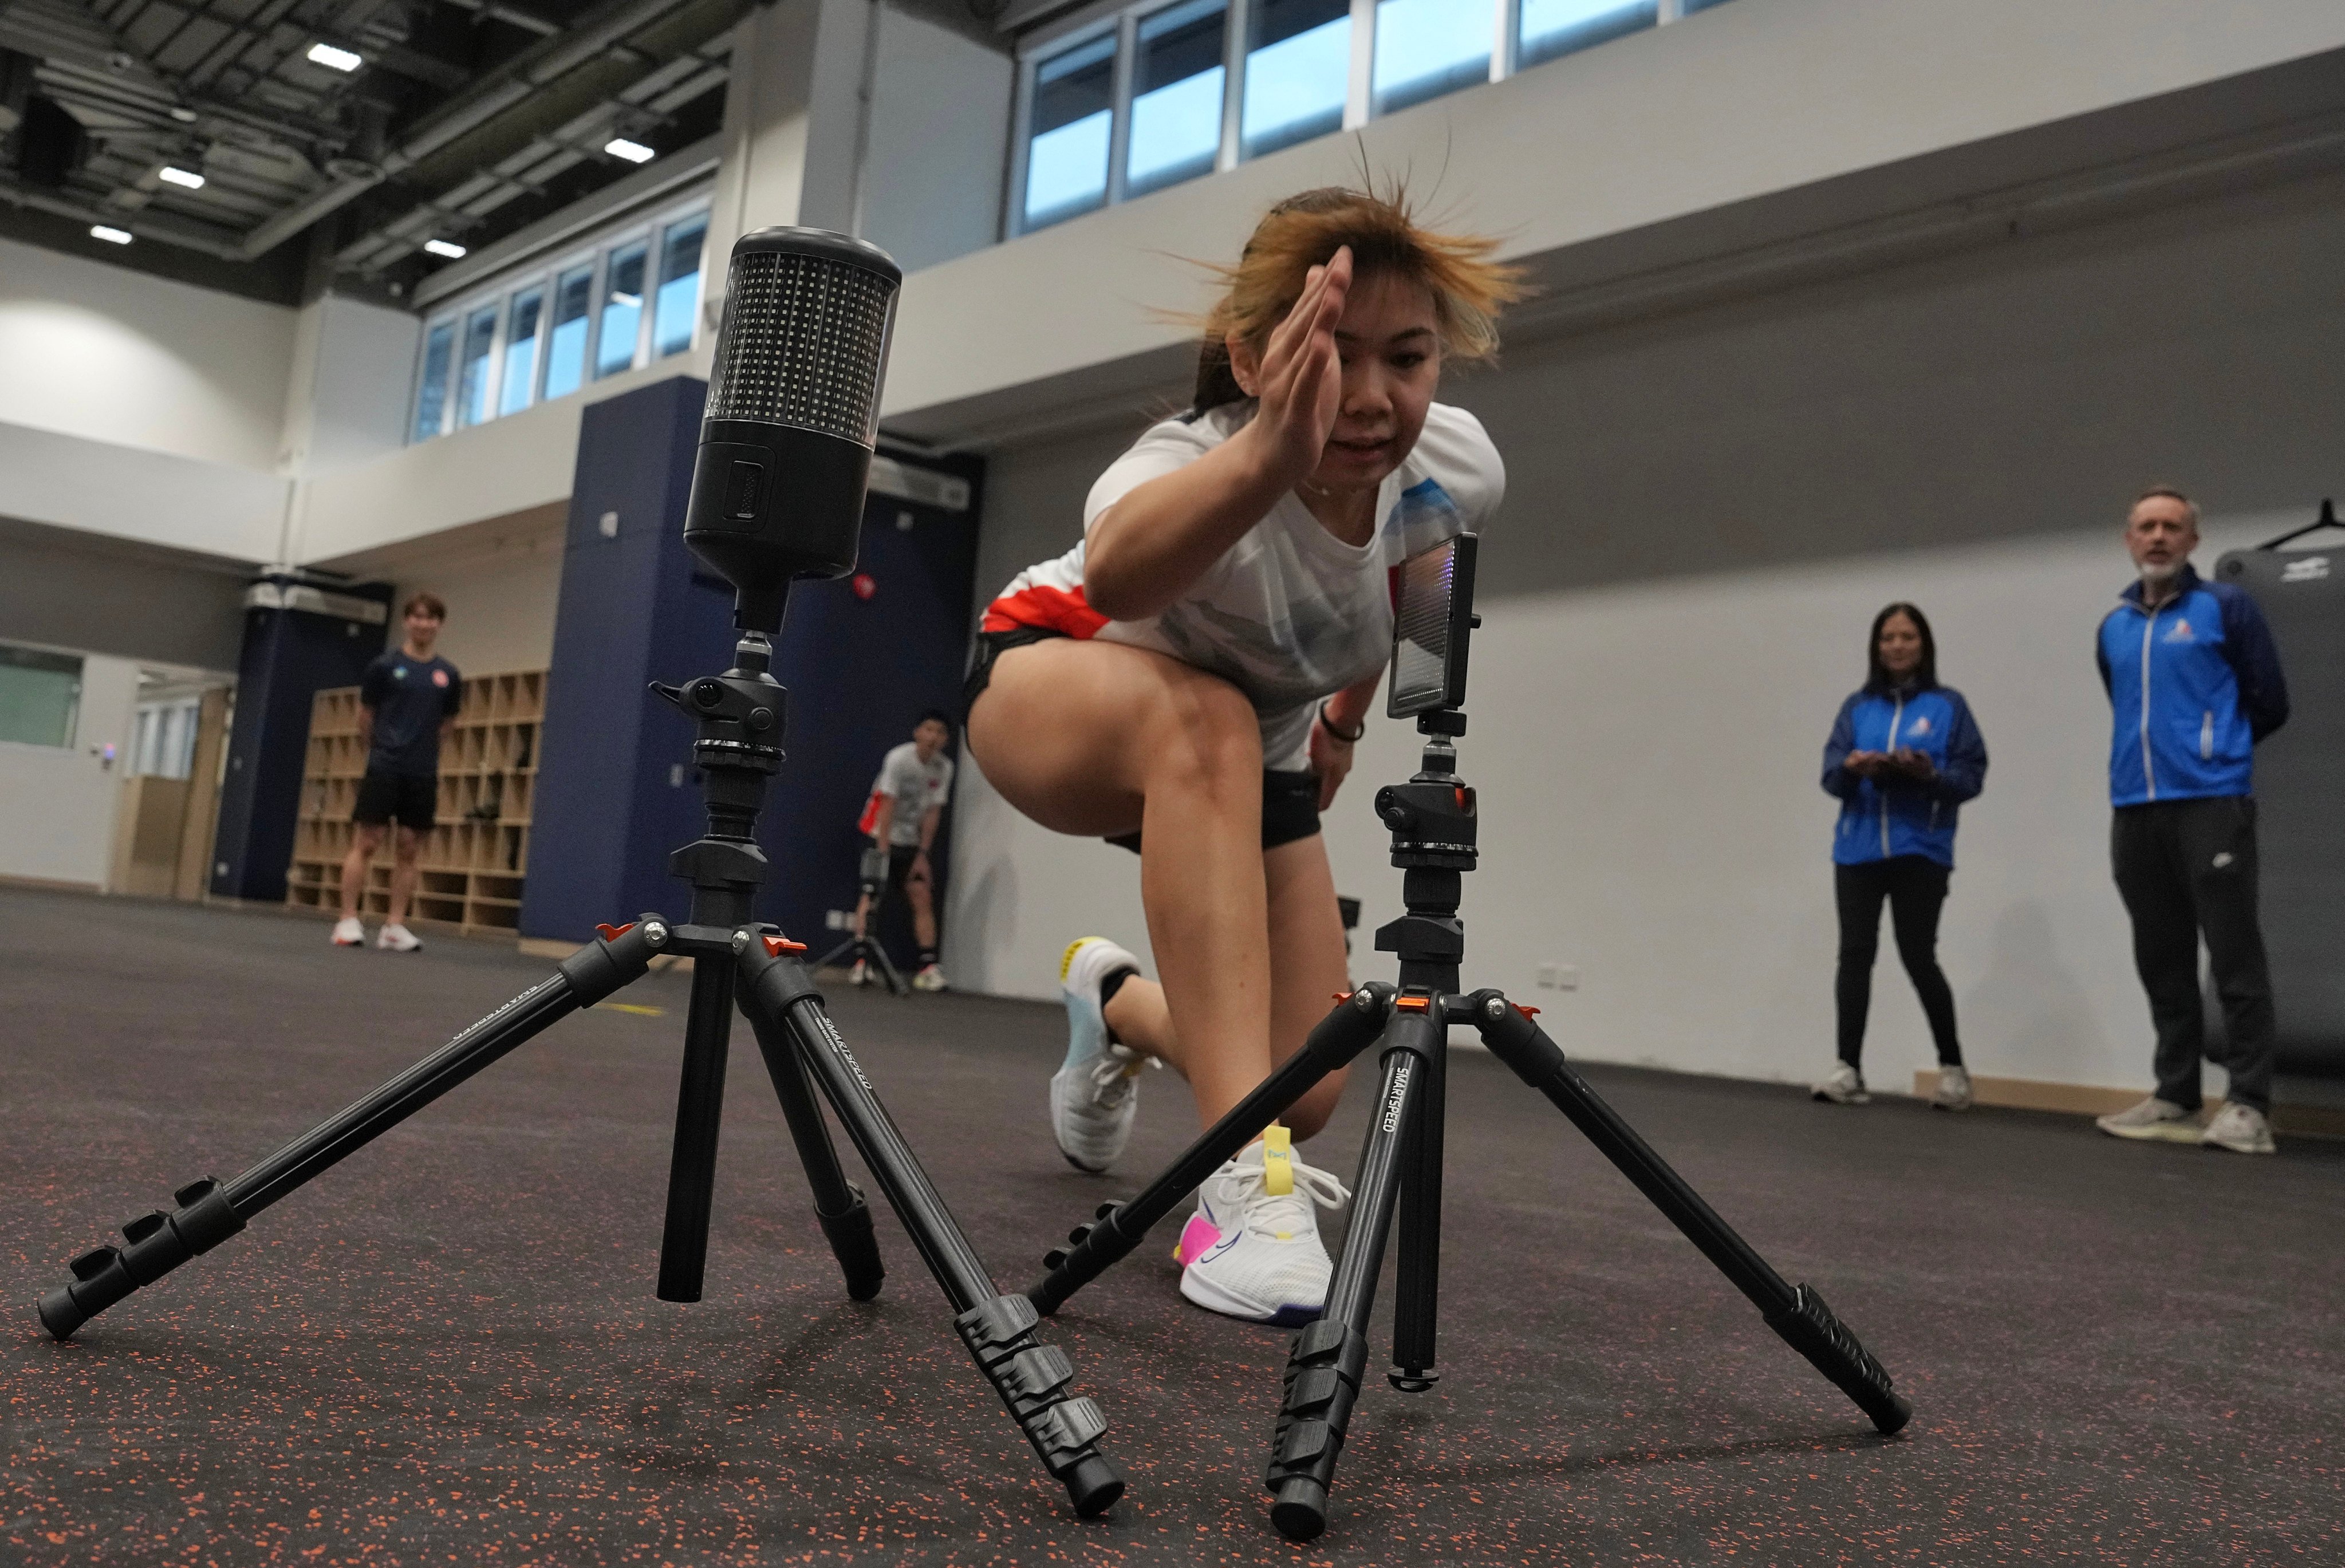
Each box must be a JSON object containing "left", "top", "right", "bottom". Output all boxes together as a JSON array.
[
  {"left": 2091, "top": 487, "right": 2289, "bottom": 1154},
  {"left": 334, "top": 593, "right": 462, "bottom": 952}
]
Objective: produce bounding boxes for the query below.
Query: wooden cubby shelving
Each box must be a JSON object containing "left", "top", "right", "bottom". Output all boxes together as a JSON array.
[{"left": 285, "top": 669, "right": 545, "bottom": 939}]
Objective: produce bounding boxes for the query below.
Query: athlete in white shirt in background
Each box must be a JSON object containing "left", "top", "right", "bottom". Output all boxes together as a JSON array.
[
  {"left": 854, "top": 711, "right": 955, "bottom": 991},
  {"left": 964, "top": 186, "right": 1520, "bottom": 1326}
]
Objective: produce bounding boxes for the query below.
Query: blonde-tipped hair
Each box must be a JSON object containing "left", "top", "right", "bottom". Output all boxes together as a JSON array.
[{"left": 1190, "top": 181, "right": 1524, "bottom": 413}]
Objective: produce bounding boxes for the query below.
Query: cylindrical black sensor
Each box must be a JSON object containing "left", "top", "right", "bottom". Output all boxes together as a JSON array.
[{"left": 684, "top": 226, "right": 903, "bottom": 631}]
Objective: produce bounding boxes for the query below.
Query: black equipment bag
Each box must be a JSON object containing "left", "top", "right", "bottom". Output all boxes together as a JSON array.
[{"left": 2216, "top": 501, "right": 2345, "bottom": 1079}]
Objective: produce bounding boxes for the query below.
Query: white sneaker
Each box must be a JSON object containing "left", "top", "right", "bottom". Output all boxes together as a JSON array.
[
  {"left": 848, "top": 959, "right": 872, "bottom": 987},
  {"left": 1811, "top": 1063, "right": 1870, "bottom": 1105},
  {"left": 332, "top": 916, "right": 366, "bottom": 947},
  {"left": 2095, "top": 1096, "right": 2201, "bottom": 1143},
  {"left": 1050, "top": 937, "right": 1147, "bottom": 1173},
  {"left": 1932, "top": 1064, "right": 1974, "bottom": 1112},
  {"left": 2201, "top": 1102, "right": 2276, "bottom": 1155},
  {"left": 375, "top": 923, "right": 422, "bottom": 952},
  {"left": 913, "top": 963, "right": 949, "bottom": 992},
  {"left": 1174, "top": 1128, "right": 1350, "bottom": 1326}
]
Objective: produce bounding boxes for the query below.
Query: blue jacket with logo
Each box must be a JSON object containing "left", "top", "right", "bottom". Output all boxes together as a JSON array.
[
  {"left": 2095, "top": 566, "right": 2288, "bottom": 807},
  {"left": 1822, "top": 684, "right": 1988, "bottom": 868}
]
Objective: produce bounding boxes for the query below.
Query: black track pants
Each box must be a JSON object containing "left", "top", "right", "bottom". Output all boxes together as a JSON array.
[
  {"left": 1835, "top": 855, "right": 1962, "bottom": 1071},
  {"left": 2111, "top": 797, "right": 2275, "bottom": 1114}
]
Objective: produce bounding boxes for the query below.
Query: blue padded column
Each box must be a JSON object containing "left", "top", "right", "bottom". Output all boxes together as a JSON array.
[
  {"left": 210, "top": 576, "right": 392, "bottom": 902},
  {"left": 523, "top": 376, "right": 750, "bottom": 941}
]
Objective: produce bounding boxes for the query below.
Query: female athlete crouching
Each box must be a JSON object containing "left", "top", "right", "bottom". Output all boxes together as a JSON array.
[{"left": 964, "top": 187, "right": 1519, "bottom": 1325}]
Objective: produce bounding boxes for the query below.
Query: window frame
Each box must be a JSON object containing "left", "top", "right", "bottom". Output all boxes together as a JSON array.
[
  {"left": 405, "top": 192, "right": 714, "bottom": 444},
  {"left": 1008, "top": 0, "right": 1707, "bottom": 237}
]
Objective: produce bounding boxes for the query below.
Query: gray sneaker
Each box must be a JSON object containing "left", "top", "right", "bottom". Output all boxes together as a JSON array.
[
  {"left": 1811, "top": 1063, "right": 1870, "bottom": 1105},
  {"left": 1932, "top": 1064, "right": 1973, "bottom": 1112},
  {"left": 2201, "top": 1102, "right": 2276, "bottom": 1155},
  {"left": 2094, "top": 1096, "right": 2201, "bottom": 1143}
]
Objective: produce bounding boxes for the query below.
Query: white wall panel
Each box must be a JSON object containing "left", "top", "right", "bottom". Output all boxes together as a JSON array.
[
  {"left": 0, "top": 235, "right": 295, "bottom": 472},
  {"left": 861, "top": 5, "right": 1014, "bottom": 273},
  {"left": 0, "top": 652, "right": 140, "bottom": 888}
]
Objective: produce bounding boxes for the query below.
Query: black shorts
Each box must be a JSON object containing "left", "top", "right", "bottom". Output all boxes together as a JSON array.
[
  {"left": 964, "top": 627, "right": 1322, "bottom": 853},
  {"left": 354, "top": 771, "right": 437, "bottom": 831}
]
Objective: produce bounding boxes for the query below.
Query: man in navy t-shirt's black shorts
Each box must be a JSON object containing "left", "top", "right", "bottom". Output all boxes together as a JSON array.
[{"left": 334, "top": 593, "right": 462, "bottom": 951}]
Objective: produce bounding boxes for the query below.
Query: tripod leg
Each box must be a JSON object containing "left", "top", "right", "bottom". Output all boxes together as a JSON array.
[
  {"left": 736, "top": 937, "right": 1123, "bottom": 1517},
  {"left": 1024, "top": 984, "right": 1394, "bottom": 1315},
  {"left": 37, "top": 917, "right": 670, "bottom": 1340},
  {"left": 655, "top": 954, "right": 735, "bottom": 1303},
  {"left": 1467, "top": 992, "right": 1913, "bottom": 1436},
  {"left": 1265, "top": 1014, "right": 1439, "bottom": 1542},
  {"left": 1389, "top": 1016, "right": 1445, "bottom": 1392},
  {"left": 872, "top": 943, "right": 909, "bottom": 996},
  {"left": 737, "top": 983, "right": 885, "bottom": 1301}
]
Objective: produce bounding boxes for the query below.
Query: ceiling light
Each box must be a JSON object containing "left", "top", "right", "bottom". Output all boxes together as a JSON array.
[
  {"left": 158, "top": 166, "right": 205, "bottom": 189},
  {"left": 306, "top": 42, "right": 362, "bottom": 72},
  {"left": 423, "top": 238, "right": 467, "bottom": 259},
  {"left": 170, "top": 107, "right": 198, "bottom": 124},
  {"left": 604, "top": 137, "right": 655, "bottom": 164},
  {"left": 90, "top": 225, "right": 133, "bottom": 244}
]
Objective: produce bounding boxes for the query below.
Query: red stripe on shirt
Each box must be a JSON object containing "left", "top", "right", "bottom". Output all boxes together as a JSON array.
[{"left": 982, "top": 584, "right": 1110, "bottom": 638}]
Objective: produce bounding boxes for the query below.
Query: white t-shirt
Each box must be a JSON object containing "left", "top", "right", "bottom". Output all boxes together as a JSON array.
[
  {"left": 981, "top": 400, "right": 1503, "bottom": 768},
  {"left": 859, "top": 742, "right": 953, "bottom": 846}
]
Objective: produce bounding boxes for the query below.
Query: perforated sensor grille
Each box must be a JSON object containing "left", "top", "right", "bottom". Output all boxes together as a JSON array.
[{"left": 705, "top": 251, "right": 896, "bottom": 443}]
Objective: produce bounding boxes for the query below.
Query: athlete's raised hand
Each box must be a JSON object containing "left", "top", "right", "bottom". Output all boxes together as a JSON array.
[{"left": 1242, "top": 246, "right": 1351, "bottom": 489}]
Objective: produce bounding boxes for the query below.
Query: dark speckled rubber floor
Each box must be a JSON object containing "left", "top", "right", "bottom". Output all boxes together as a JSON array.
[{"left": 5, "top": 885, "right": 2341, "bottom": 1564}]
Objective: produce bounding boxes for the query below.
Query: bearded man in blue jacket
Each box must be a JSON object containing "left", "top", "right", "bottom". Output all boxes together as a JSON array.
[{"left": 2093, "top": 487, "right": 2289, "bottom": 1155}]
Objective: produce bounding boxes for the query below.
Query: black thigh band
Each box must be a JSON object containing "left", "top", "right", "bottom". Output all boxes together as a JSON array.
[
  {"left": 964, "top": 625, "right": 1066, "bottom": 711},
  {"left": 964, "top": 627, "right": 1322, "bottom": 854}
]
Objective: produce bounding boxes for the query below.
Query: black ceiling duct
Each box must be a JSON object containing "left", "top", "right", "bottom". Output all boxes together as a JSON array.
[{"left": 16, "top": 95, "right": 86, "bottom": 189}]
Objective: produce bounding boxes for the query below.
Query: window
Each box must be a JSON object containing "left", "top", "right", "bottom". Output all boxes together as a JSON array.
[
  {"left": 1025, "top": 34, "right": 1117, "bottom": 228},
  {"left": 1014, "top": 0, "right": 1719, "bottom": 233},
  {"left": 544, "top": 264, "right": 594, "bottom": 400},
  {"left": 400, "top": 197, "right": 713, "bottom": 442},
  {"left": 1374, "top": 0, "right": 1491, "bottom": 116},
  {"left": 1518, "top": 0, "right": 1654, "bottom": 69},
  {"left": 596, "top": 240, "right": 648, "bottom": 379},
  {"left": 413, "top": 321, "right": 455, "bottom": 441},
  {"left": 653, "top": 214, "right": 706, "bottom": 358},
  {"left": 131, "top": 698, "right": 200, "bottom": 778},
  {"left": 455, "top": 304, "right": 499, "bottom": 428},
  {"left": 0, "top": 644, "right": 81, "bottom": 749},
  {"left": 1128, "top": 0, "right": 1228, "bottom": 197},
  {"left": 500, "top": 286, "right": 543, "bottom": 416},
  {"left": 1242, "top": 0, "right": 1349, "bottom": 159}
]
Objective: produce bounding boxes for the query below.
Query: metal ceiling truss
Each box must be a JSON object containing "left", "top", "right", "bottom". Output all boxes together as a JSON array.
[{"left": 0, "top": 0, "right": 744, "bottom": 286}]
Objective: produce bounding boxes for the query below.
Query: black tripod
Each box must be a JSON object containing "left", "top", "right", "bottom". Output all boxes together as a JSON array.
[
  {"left": 814, "top": 847, "right": 910, "bottom": 995},
  {"left": 36, "top": 627, "right": 1122, "bottom": 1519},
  {"left": 1022, "top": 711, "right": 1910, "bottom": 1540}
]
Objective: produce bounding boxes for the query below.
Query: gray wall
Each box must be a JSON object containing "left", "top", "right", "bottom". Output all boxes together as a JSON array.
[
  {"left": 0, "top": 518, "right": 247, "bottom": 672},
  {"left": 861, "top": 2, "right": 1014, "bottom": 274},
  {"left": 1453, "top": 169, "right": 2345, "bottom": 599}
]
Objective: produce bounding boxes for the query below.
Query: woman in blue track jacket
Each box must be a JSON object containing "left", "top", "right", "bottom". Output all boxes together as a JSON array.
[{"left": 1815, "top": 604, "right": 1988, "bottom": 1109}]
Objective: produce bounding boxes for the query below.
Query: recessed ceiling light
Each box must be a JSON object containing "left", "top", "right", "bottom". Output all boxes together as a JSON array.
[
  {"left": 159, "top": 166, "right": 206, "bottom": 189},
  {"left": 423, "top": 238, "right": 467, "bottom": 259},
  {"left": 604, "top": 137, "right": 655, "bottom": 164},
  {"left": 307, "top": 42, "right": 362, "bottom": 72},
  {"left": 90, "top": 225, "right": 133, "bottom": 245}
]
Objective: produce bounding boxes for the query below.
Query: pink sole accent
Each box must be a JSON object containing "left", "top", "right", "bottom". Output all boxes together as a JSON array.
[{"left": 1174, "top": 1214, "right": 1222, "bottom": 1267}]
